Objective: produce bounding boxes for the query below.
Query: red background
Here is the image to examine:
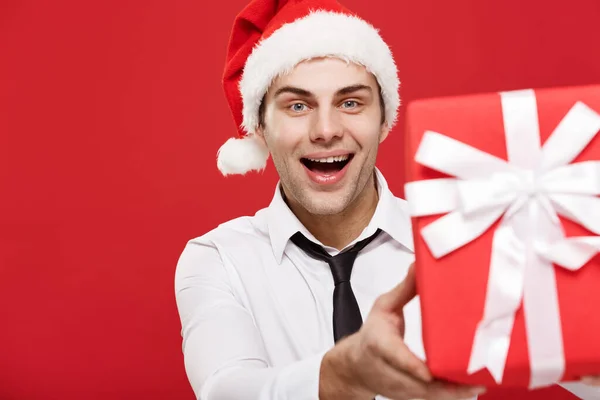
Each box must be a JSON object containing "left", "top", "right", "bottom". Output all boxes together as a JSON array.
[{"left": 1, "top": 1, "right": 599, "bottom": 399}]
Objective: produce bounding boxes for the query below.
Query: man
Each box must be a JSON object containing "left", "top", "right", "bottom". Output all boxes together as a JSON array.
[{"left": 174, "top": 0, "right": 600, "bottom": 399}]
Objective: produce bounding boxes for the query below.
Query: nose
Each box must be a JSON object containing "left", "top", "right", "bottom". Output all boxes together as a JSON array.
[{"left": 309, "top": 107, "right": 343, "bottom": 143}]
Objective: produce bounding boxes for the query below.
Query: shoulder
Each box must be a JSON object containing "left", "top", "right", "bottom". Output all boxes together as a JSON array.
[
  {"left": 187, "top": 207, "right": 270, "bottom": 251},
  {"left": 175, "top": 207, "right": 273, "bottom": 277}
]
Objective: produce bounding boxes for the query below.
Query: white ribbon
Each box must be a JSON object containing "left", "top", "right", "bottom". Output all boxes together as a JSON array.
[{"left": 405, "top": 89, "right": 600, "bottom": 389}]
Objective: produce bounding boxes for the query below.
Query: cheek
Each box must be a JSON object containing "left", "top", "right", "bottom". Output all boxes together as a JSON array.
[
  {"left": 268, "top": 119, "right": 309, "bottom": 155},
  {"left": 342, "top": 118, "right": 383, "bottom": 148}
]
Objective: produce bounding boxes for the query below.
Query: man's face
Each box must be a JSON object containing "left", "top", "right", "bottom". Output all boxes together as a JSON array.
[{"left": 257, "top": 57, "right": 389, "bottom": 216}]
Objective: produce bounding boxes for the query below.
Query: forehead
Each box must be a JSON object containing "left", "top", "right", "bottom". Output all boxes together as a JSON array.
[{"left": 268, "top": 57, "right": 378, "bottom": 96}]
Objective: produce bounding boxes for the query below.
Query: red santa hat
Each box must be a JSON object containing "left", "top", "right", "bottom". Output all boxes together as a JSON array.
[{"left": 217, "top": 0, "right": 400, "bottom": 176}]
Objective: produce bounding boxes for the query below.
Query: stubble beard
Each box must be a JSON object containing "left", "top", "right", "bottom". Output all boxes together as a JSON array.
[{"left": 277, "top": 149, "right": 378, "bottom": 217}]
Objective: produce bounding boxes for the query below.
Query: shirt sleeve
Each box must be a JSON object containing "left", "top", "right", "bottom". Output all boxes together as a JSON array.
[{"left": 174, "top": 239, "right": 326, "bottom": 400}]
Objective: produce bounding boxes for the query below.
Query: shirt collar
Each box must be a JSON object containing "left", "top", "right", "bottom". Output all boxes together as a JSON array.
[
  {"left": 369, "top": 168, "right": 415, "bottom": 253},
  {"left": 266, "top": 168, "right": 414, "bottom": 264}
]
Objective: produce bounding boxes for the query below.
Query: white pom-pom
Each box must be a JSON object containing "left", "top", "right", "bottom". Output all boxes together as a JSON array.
[{"left": 216, "top": 135, "right": 270, "bottom": 176}]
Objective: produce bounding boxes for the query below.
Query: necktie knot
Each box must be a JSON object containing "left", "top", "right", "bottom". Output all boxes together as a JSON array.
[
  {"left": 328, "top": 251, "right": 358, "bottom": 285},
  {"left": 290, "top": 229, "right": 382, "bottom": 343}
]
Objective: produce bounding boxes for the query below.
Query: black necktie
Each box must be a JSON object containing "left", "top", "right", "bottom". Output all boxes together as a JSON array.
[{"left": 290, "top": 229, "right": 382, "bottom": 342}]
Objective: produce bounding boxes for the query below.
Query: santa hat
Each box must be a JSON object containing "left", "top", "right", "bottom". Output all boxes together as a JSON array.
[{"left": 217, "top": 0, "right": 400, "bottom": 176}]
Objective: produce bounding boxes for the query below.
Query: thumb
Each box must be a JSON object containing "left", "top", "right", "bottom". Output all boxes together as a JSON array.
[{"left": 375, "top": 263, "right": 417, "bottom": 313}]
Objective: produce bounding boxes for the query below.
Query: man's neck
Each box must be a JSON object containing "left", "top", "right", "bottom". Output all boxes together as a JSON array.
[{"left": 285, "top": 173, "right": 379, "bottom": 250}]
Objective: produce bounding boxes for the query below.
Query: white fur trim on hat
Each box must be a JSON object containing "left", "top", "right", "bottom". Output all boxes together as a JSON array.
[
  {"left": 241, "top": 10, "right": 400, "bottom": 135},
  {"left": 216, "top": 134, "right": 270, "bottom": 176}
]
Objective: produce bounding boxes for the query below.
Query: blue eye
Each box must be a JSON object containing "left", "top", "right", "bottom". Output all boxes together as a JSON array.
[
  {"left": 342, "top": 101, "right": 358, "bottom": 108},
  {"left": 291, "top": 103, "right": 307, "bottom": 112}
]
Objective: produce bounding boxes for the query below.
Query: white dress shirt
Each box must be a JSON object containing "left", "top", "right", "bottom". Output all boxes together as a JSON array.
[{"left": 174, "top": 168, "right": 597, "bottom": 400}]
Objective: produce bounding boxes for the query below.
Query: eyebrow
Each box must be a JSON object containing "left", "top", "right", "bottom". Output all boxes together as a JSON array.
[
  {"left": 273, "top": 84, "right": 373, "bottom": 99},
  {"left": 337, "top": 84, "right": 373, "bottom": 96}
]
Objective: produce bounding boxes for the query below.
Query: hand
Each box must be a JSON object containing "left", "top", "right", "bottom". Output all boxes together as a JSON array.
[
  {"left": 319, "top": 263, "right": 487, "bottom": 400},
  {"left": 581, "top": 375, "right": 600, "bottom": 386}
]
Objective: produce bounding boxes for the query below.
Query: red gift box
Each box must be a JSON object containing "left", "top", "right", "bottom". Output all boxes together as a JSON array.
[
  {"left": 403, "top": 84, "right": 600, "bottom": 392},
  {"left": 480, "top": 384, "right": 598, "bottom": 399}
]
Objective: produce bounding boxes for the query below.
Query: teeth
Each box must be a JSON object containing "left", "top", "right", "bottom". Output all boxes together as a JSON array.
[{"left": 306, "top": 155, "right": 349, "bottom": 163}]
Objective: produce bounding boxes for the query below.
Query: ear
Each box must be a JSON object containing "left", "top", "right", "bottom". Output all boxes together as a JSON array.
[
  {"left": 255, "top": 124, "right": 267, "bottom": 145},
  {"left": 379, "top": 124, "right": 390, "bottom": 144}
]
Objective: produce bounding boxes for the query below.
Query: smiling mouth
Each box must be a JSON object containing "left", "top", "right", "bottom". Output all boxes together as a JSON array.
[{"left": 300, "top": 154, "right": 354, "bottom": 174}]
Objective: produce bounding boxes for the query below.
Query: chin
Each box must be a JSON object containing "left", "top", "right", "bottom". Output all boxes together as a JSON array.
[
  {"left": 300, "top": 191, "right": 352, "bottom": 216},
  {"left": 277, "top": 153, "right": 369, "bottom": 215}
]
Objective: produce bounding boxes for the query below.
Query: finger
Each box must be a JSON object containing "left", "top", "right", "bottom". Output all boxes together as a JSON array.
[
  {"left": 424, "top": 380, "right": 487, "bottom": 400},
  {"left": 581, "top": 375, "right": 600, "bottom": 386},
  {"left": 367, "top": 325, "right": 432, "bottom": 382},
  {"left": 365, "top": 356, "right": 485, "bottom": 400},
  {"left": 375, "top": 263, "right": 417, "bottom": 312},
  {"left": 364, "top": 353, "right": 431, "bottom": 400},
  {"left": 372, "top": 330, "right": 486, "bottom": 399}
]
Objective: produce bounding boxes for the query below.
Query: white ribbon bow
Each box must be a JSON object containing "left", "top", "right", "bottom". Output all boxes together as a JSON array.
[{"left": 405, "top": 89, "right": 600, "bottom": 389}]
